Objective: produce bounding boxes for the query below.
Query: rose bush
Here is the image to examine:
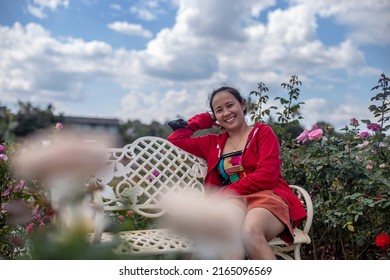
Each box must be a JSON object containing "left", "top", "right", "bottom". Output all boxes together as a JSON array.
[{"left": 250, "top": 73, "right": 389, "bottom": 259}]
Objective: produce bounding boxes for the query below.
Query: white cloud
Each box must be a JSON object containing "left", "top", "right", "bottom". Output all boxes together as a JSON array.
[
  {"left": 1, "top": 0, "right": 388, "bottom": 131},
  {"left": 130, "top": 6, "right": 157, "bottom": 21},
  {"left": 293, "top": 0, "right": 390, "bottom": 45},
  {"left": 300, "top": 95, "right": 375, "bottom": 131},
  {"left": 0, "top": 23, "right": 118, "bottom": 106},
  {"left": 107, "top": 21, "right": 153, "bottom": 38},
  {"left": 129, "top": 0, "right": 177, "bottom": 21},
  {"left": 120, "top": 88, "right": 205, "bottom": 123},
  {"left": 109, "top": 4, "right": 122, "bottom": 11},
  {"left": 140, "top": 0, "right": 368, "bottom": 87},
  {"left": 27, "top": 0, "right": 69, "bottom": 19}
]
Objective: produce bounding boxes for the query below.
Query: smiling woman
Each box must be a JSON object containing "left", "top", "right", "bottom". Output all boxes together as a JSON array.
[{"left": 167, "top": 86, "right": 307, "bottom": 260}]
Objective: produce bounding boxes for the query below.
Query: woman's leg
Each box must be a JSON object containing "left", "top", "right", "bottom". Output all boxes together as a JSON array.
[{"left": 241, "top": 207, "right": 286, "bottom": 260}]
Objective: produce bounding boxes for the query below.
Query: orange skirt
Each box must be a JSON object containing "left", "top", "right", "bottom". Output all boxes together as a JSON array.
[{"left": 239, "top": 190, "right": 294, "bottom": 244}]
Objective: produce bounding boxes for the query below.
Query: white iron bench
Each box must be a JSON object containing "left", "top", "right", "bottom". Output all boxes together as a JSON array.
[{"left": 88, "top": 136, "right": 313, "bottom": 260}]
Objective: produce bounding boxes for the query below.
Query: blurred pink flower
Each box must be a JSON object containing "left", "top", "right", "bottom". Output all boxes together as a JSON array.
[
  {"left": 350, "top": 118, "right": 359, "bottom": 127},
  {"left": 308, "top": 128, "right": 323, "bottom": 141},
  {"left": 26, "top": 223, "right": 35, "bottom": 235},
  {"left": 365, "top": 164, "right": 373, "bottom": 170},
  {"left": 296, "top": 129, "right": 309, "bottom": 143},
  {"left": 55, "top": 122, "right": 64, "bottom": 130},
  {"left": 35, "top": 214, "right": 44, "bottom": 225},
  {"left": 1, "top": 202, "right": 7, "bottom": 212},
  {"left": 10, "top": 235, "right": 24, "bottom": 247},
  {"left": 0, "top": 144, "right": 4, "bottom": 153},
  {"left": 360, "top": 131, "right": 369, "bottom": 138},
  {"left": 367, "top": 123, "right": 380, "bottom": 132},
  {"left": 13, "top": 180, "right": 25, "bottom": 192},
  {"left": 147, "top": 170, "right": 160, "bottom": 182},
  {"left": 310, "top": 125, "right": 319, "bottom": 131},
  {"left": 118, "top": 215, "right": 125, "bottom": 223},
  {"left": 1, "top": 187, "right": 11, "bottom": 197},
  {"left": 32, "top": 205, "right": 39, "bottom": 215},
  {"left": 0, "top": 154, "right": 8, "bottom": 161}
]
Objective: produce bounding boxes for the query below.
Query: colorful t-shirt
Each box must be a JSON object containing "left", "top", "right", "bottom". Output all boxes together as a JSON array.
[{"left": 217, "top": 150, "right": 246, "bottom": 186}]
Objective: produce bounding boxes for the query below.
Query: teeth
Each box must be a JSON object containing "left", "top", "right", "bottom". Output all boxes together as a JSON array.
[{"left": 225, "top": 117, "right": 234, "bottom": 123}]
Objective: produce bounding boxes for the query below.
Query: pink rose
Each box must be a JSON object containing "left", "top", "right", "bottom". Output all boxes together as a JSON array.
[
  {"left": 1, "top": 187, "right": 12, "bottom": 197},
  {"left": 13, "top": 180, "right": 25, "bottom": 192},
  {"left": 0, "top": 154, "right": 8, "bottom": 161},
  {"left": 10, "top": 235, "right": 24, "bottom": 247},
  {"left": 55, "top": 122, "right": 64, "bottom": 130},
  {"left": 310, "top": 124, "right": 319, "bottom": 131},
  {"left": 26, "top": 223, "right": 35, "bottom": 235},
  {"left": 308, "top": 128, "right": 323, "bottom": 141},
  {"left": 35, "top": 214, "right": 44, "bottom": 225},
  {"left": 350, "top": 118, "right": 359, "bottom": 127},
  {"left": 32, "top": 205, "right": 39, "bottom": 215},
  {"left": 296, "top": 129, "right": 309, "bottom": 143},
  {"left": 360, "top": 131, "right": 369, "bottom": 138},
  {"left": 367, "top": 123, "right": 380, "bottom": 132}
]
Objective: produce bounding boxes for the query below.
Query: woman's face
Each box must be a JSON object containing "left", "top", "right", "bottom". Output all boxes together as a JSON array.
[{"left": 211, "top": 90, "right": 247, "bottom": 131}]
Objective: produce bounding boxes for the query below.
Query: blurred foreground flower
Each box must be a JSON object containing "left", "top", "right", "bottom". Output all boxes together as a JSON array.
[
  {"left": 12, "top": 131, "right": 115, "bottom": 183},
  {"left": 160, "top": 186, "right": 245, "bottom": 259},
  {"left": 8, "top": 130, "right": 121, "bottom": 259}
]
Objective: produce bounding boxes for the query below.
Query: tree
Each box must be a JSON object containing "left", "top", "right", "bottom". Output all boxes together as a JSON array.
[{"left": 12, "top": 102, "right": 61, "bottom": 137}]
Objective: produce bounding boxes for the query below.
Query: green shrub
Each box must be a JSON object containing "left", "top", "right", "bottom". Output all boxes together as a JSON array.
[{"left": 249, "top": 73, "right": 390, "bottom": 259}]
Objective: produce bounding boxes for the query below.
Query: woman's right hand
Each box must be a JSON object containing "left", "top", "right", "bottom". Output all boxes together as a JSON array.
[{"left": 209, "top": 112, "right": 224, "bottom": 130}]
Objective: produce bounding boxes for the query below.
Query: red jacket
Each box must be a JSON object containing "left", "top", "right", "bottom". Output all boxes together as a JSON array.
[{"left": 167, "top": 112, "right": 307, "bottom": 227}]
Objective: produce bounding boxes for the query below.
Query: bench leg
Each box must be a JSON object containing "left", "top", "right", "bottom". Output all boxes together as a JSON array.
[{"left": 294, "top": 244, "right": 302, "bottom": 260}]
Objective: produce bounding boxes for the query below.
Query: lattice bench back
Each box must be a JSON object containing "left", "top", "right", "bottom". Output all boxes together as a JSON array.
[{"left": 89, "top": 136, "right": 207, "bottom": 217}]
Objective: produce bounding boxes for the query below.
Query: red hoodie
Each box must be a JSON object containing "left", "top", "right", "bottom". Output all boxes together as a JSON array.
[{"left": 167, "top": 112, "right": 307, "bottom": 227}]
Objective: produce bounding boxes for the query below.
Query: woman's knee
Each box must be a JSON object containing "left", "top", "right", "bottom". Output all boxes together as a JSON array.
[{"left": 241, "top": 223, "right": 267, "bottom": 246}]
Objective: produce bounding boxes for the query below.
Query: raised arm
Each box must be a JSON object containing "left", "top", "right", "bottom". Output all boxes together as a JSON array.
[{"left": 167, "top": 112, "right": 215, "bottom": 158}]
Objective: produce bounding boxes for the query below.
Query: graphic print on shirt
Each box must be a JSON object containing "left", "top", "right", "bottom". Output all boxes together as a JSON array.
[{"left": 217, "top": 150, "right": 246, "bottom": 186}]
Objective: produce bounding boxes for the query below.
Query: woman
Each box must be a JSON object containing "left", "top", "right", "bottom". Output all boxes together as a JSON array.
[{"left": 167, "top": 86, "right": 307, "bottom": 259}]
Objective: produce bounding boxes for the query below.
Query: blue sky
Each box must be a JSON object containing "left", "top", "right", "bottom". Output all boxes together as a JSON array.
[{"left": 0, "top": 0, "right": 389, "bottom": 131}]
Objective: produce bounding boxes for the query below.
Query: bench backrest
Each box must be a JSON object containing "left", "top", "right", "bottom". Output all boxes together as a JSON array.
[
  {"left": 89, "top": 136, "right": 312, "bottom": 235},
  {"left": 89, "top": 136, "right": 207, "bottom": 217}
]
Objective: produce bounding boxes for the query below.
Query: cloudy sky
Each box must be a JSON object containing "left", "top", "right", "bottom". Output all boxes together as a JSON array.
[{"left": 1, "top": 0, "right": 389, "bottom": 131}]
